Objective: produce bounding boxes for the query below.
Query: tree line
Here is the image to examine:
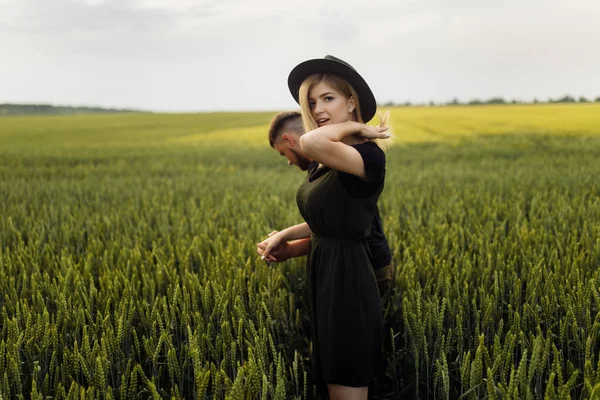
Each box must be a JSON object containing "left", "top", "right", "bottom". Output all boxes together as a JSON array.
[
  {"left": 0, "top": 103, "right": 147, "bottom": 116},
  {"left": 381, "top": 95, "right": 600, "bottom": 107}
]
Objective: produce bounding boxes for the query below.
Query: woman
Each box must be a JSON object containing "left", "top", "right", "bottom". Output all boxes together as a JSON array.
[{"left": 261, "top": 55, "right": 390, "bottom": 399}]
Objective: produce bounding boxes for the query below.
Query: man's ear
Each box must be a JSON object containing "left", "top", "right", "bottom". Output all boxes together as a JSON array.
[{"left": 281, "top": 133, "right": 297, "bottom": 147}]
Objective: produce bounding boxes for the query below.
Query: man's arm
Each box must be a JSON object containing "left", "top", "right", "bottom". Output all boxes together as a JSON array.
[
  {"left": 286, "top": 238, "right": 310, "bottom": 258},
  {"left": 259, "top": 223, "right": 312, "bottom": 260},
  {"left": 257, "top": 233, "right": 311, "bottom": 262},
  {"left": 272, "top": 238, "right": 310, "bottom": 262}
]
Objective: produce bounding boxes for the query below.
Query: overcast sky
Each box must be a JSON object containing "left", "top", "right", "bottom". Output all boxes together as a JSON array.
[{"left": 1, "top": 0, "right": 599, "bottom": 112}]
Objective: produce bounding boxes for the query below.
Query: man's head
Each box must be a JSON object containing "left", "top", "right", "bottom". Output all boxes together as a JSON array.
[{"left": 268, "top": 111, "right": 312, "bottom": 171}]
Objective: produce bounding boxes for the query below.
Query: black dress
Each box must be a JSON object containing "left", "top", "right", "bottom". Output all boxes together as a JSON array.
[
  {"left": 306, "top": 161, "right": 392, "bottom": 270},
  {"left": 296, "top": 141, "right": 385, "bottom": 388}
]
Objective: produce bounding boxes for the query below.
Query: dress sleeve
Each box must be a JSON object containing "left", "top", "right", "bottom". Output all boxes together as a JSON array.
[{"left": 338, "top": 141, "right": 386, "bottom": 198}]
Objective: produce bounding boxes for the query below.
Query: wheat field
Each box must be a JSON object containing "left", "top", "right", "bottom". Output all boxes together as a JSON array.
[{"left": 1, "top": 104, "right": 600, "bottom": 399}]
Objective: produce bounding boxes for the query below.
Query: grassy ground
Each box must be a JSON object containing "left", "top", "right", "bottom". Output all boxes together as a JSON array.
[{"left": 1, "top": 104, "right": 599, "bottom": 399}]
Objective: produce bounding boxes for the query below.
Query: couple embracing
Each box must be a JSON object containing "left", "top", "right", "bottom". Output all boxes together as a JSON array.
[{"left": 256, "top": 55, "right": 394, "bottom": 400}]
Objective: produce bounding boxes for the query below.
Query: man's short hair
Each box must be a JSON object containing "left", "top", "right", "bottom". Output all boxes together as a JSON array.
[{"left": 268, "top": 111, "right": 303, "bottom": 147}]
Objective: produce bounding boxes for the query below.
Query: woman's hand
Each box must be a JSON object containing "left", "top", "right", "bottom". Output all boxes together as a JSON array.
[
  {"left": 257, "top": 231, "right": 288, "bottom": 263},
  {"left": 358, "top": 124, "right": 390, "bottom": 139},
  {"left": 256, "top": 223, "right": 312, "bottom": 263}
]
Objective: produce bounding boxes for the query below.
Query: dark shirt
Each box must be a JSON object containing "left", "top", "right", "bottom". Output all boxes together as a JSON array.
[
  {"left": 368, "top": 207, "right": 392, "bottom": 269},
  {"left": 306, "top": 142, "right": 392, "bottom": 269}
]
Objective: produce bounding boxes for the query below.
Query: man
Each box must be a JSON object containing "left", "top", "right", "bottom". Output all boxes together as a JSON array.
[{"left": 257, "top": 111, "right": 394, "bottom": 297}]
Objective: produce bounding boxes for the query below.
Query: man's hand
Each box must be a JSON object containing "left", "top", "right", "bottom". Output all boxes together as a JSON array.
[{"left": 257, "top": 231, "right": 291, "bottom": 263}]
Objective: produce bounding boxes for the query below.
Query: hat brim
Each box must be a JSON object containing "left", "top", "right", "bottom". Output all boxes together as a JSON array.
[{"left": 287, "top": 58, "right": 377, "bottom": 123}]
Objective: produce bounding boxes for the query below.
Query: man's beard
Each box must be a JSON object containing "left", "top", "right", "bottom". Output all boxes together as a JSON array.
[{"left": 290, "top": 148, "right": 312, "bottom": 171}]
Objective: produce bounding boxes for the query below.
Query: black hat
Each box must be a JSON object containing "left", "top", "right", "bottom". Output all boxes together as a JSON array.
[{"left": 287, "top": 55, "right": 377, "bottom": 122}]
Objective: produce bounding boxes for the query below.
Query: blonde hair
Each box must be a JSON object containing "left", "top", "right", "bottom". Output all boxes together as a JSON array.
[{"left": 298, "top": 73, "right": 393, "bottom": 151}]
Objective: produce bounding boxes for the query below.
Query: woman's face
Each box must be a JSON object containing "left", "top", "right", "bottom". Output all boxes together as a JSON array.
[{"left": 308, "top": 81, "right": 355, "bottom": 127}]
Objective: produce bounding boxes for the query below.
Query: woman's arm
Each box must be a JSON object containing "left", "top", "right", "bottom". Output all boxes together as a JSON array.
[
  {"left": 299, "top": 121, "right": 389, "bottom": 179},
  {"left": 257, "top": 238, "right": 311, "bottom": 262},
  {"left": 275, "top": 222, "right": 312, "bottom": 241},
  {"left": 259, "top": 223, "right": 312, "bottom": 260}
]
